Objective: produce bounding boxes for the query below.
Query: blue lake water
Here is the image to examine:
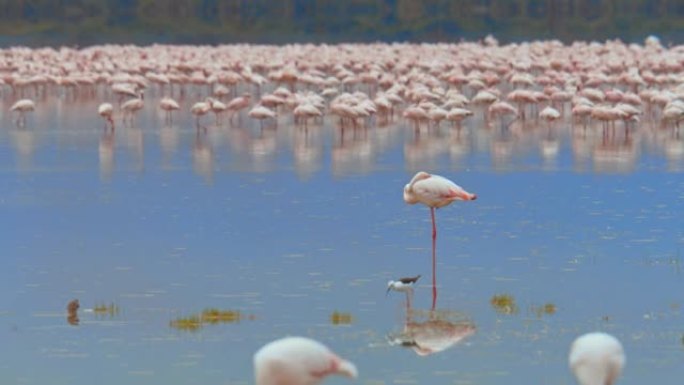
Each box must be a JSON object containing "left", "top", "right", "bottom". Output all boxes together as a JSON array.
[{"left": 1, "top": 95, "right": 683, "bottom": 385}]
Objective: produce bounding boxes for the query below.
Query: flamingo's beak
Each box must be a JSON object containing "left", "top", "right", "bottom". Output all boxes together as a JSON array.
[
  {"left": 457, "top": 191, "right": 477, "bottom": 201},
  {"left": 336, "top": 359, "right": 358, "bottom": 379}
]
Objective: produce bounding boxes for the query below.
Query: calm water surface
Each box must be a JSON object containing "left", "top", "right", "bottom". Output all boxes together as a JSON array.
[{"left": 1, "top": 95, "right": 683, "bottom": 385}]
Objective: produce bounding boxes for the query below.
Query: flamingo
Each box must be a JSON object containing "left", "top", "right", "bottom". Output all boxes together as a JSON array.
[
  {"left": 190, "top": 99, "right": 211, "bottom": 127},
  {"left": 427, "top": 106, "right": 448, "bottom": 128},
  {"left": 159, "top": 97, "right": 180, "bottom": 123},
  {"left": 121, "top": 92, "right": 144, "bottom": 125},
  {"left": 10, "top": 98, "right": 35, "bottom": 126},
  {"left": 403, "top": 171, "right": 476, "bottom": 308},
  {"left": 226, "top": 93, "right": 251, "bottom": 117},
  {"left": 569, "top": 332, "right": 625, "bottom": 385},
  {"left": 446, "top": 107, "right": 473, "bottom": 127},
  {"left": 111, "top": 83, "right": 139, "bottom": 105},
  {"left": 293, "top": 103, "right": 322, "bottom": 128},
  {"left": 539, "top": 106, "right": 561, "bottom": 123},
  {"left": 207, "top": 97, "right": 228, "bottom": 124},
  {"left": 488, "top": 101, "right": 517, "bottom": 128},
  {"left": 403, "top": 105, "right": 428, "bottom": 130},
  {"left": 248, "top": 104, "right": 277, "bottom": 129},
  {"left": 98, "top": 102, "right": 114, "bottom": 128},
  {"left": 254, "top": 336, "right": 357, "bottom": 385}
]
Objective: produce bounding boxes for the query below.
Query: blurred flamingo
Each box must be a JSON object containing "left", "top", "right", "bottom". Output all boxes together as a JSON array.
[
  {"left": 121, "top": 91, "right": 144, "bottom": 125},
  {"left": 569, "top": 332, "right": 625, "bottom": 385},
  {"left": 254, "top": 336, "right": 357, "bottom": 385},
  {"left": 10, "top": 98, "right": 35, "bottom": 126},
  {"left": 98, "top": 102, "right": 114, "bottom": 129},
  {"left": 159, "top": 97, "right": 180, "bottom": 123},
  {"left": 190, "top": 99, "right": 211, "bottom": 128},
  {"left": 248, "top": 104, "right": 277, "bottom": 129}
]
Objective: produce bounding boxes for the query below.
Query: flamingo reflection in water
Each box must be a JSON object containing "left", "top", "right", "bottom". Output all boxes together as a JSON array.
[
  {"left": 592, "top": 125, "right": 638, "bottom": 173},
  {"left": 99, "top": 123, "right": 115, "bottom": 181},
  {"left": 159, "top": 124, "right": 179, "bottom": 168},
  {"left": 387, "top": 303, "right": 476, "bottom": 356},
  {"left": 193, "top": 129, "right": 214, "bottom": 183},
  {"left": 403, "top": 171, "right": 476, "bottom": 309},
  {"left": 332, "top": 123, "right": 374, "bottom": 176},
  {"left": 11, "top": 126, "right": 36, "bottom": 172},
  {"left": 293, "top": 123, "right": 323, "bottom": 179},
  {"left": 403, "top": 125, "right": 449, "bottom": 171}
]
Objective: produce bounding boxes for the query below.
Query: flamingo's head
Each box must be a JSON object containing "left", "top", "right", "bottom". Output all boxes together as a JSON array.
[
  {"left": 403, "top": 184, "right": 419, "bottom": 204},
  {"left": 254, "top": 337, "right": 357, "bottom": 385},
  {"left": 335, "top": 357, "right": 358, "bottom": 379}
]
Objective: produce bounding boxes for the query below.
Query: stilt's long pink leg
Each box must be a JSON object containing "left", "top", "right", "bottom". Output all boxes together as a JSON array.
[{"left": 431, "top": 207, "right": 437, "bottom": 310}]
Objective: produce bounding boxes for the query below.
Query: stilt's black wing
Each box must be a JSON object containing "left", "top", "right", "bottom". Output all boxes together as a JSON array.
[{"left": 398, "top": 275, "right": 421, "bottom": 284}]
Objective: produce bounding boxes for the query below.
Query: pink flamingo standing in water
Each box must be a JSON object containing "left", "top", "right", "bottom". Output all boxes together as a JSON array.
[{"left": 403, "top": 171, "right": 476, "bottom": 309}]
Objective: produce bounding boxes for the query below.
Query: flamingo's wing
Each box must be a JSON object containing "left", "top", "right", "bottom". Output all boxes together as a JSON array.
[{"left": 412, "top": 176, "right": 458, "bottom": 204}]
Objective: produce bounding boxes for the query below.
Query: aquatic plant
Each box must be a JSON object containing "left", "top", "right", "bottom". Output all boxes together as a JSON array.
[
  {"left": 200, "top": 308, "right": 241, "bottom": 324},
  {"left": 170, "top": 308, "right": 253, "bottom": 332},
  {"left": 490, "top": 294, "right": 519, "bottom": 315},
  {"left": 169, "top": 315, "right": 203, "bottom": 332},
  {"left": 531, "top": 302, "right": 557, "bottom": 318},
  {"left": 93, "top": 302, "right": 120, "bottom": 318},
  {"left": 330, "top": 311, "right": 353, "bottom": 325}
]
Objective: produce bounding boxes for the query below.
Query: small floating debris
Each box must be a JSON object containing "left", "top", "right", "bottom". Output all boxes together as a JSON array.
[
  {"left": 67, "top": 299, "right": 80, "bottom": 326},
  {"left": 93, "top": 302, "right": 120, "bottom": 318},
  {"left": 330, "top": 311, "right": 353, "bottom": 325},
  {"left": 541, "top": 303, "right": 556, "bottom": 315},
  {"left": 67, "top": 299, "right": 80, "bottom": 313},
  {"left": 530, "top": 303, "right": 557, "bottom": 318},
  {"left": 490, "top": 294, "right": 518, "bottom": 315}
]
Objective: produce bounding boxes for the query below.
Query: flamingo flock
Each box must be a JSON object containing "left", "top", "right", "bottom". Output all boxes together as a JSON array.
[{"left": 0, "top": 36, "right": 680, "bottom": 140}]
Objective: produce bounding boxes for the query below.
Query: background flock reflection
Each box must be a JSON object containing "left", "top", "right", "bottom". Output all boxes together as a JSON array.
[{"left": 4, "top": 95, "right": 684, "bottom": 180}]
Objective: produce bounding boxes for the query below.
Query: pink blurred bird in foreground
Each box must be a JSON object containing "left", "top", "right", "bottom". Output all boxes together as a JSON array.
[
  {"left": 569, "top": 332, "right": 625, "bottom": 385},
  {"left": 254, "top": 336, "right": 357, "bottom": 385},
  {"left": 404, "top": 171, "right": 476, "bottom": 309}
]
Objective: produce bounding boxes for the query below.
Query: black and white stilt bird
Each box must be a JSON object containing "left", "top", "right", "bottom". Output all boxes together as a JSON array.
[{"left": 386, "top": 275, "right": 421, "bottom": 295}]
